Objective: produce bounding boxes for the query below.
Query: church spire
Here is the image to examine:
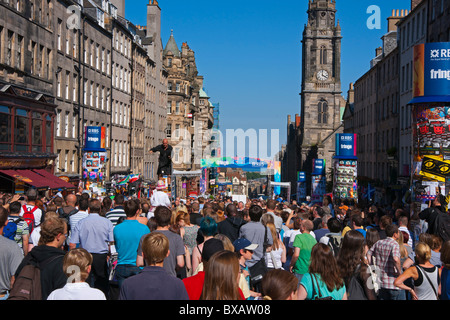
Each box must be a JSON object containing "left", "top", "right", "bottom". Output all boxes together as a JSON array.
[{"left": 164, "top": 29, "right": 181, "bottom": 57}]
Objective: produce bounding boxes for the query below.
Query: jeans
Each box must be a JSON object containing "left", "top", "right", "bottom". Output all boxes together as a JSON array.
[
  {"left": 114, "top": 264, "right": 142, "bottom": 289},
  {"left": 378, "top": 288, "right": 406, "bottom": 300}
]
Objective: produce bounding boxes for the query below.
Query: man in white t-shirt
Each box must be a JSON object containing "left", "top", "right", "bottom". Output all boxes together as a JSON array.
[
  {"left": 148, "top": 180, "right": 171, "bottom": 218},
  {"left": 20, "top": 189, "right": 43, "bottom": 228}
]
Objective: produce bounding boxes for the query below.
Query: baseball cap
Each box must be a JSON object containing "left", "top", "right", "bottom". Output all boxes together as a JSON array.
[{"left": 233, "top": 238, "right": 258, "bottom": 252}]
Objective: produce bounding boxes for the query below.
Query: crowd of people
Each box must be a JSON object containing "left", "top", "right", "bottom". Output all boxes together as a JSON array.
[{"left": 0, "top": 185, "right": 449, "bottom": 301}]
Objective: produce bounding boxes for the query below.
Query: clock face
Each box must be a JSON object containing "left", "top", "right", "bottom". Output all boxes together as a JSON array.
[{"left": 317, "top": 70, "right": 329, "bottom": 81}]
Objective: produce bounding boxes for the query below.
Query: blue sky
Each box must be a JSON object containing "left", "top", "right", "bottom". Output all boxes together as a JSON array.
[{"left": 125, "top": 0, "right": 411, "bottom": 157}]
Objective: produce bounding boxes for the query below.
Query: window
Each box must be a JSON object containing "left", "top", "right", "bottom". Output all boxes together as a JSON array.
[
  {"left": 318, "top": 99, "right": 328, "bottom": 124},
  {"left": 32, "top": 112, "right": 43, "bottom": 152},
  {"left": 166, "top": 123, "right": 172, "bottom": 138},
  {"left": 0, "top": 106, "right": 11, "bottom": 151},
  {"left": 6, "top": 31, "right": 13, "bottom": 66},
  {"left": 15, "top": 109, "right": 29, "bottom": 151},
  {"left": 320, "top": 46, "right": 327, "bottom": 65},
  {"left": 17, "top": 35, "right": 23, "bottom": 69}
]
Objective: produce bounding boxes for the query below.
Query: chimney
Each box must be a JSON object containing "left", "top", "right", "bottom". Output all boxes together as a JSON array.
[
  {"left": 387, "top": 9, "right": 407, "bottom": 32},
  {"left": 295, "top": 114, "right": 301, "bottom": 128},
  {"left": 347, "top": 83, "right": 354, "bottom": 104},
  {"left": 411, "top": 0, "right": 422, "bottom": 10},
  {"left": 376, "top": 47, "right": 383, "bottom": 57}
]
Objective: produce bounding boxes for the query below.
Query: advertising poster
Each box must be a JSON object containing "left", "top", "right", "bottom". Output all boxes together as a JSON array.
[
  {"left": 333, "top": 133, "right": 358, "bottom": 201},
  {"left": 413, "top": 105, "right": 450, "bottom": 159},
  {"left": 413, "top": 43, "right": 450, "bottom": 99},
  {"left": 311, "top": 175, "right": 326, "bottom": 203},
  {"left": 297, "top": 172, "right": 307, "bottom": 202},
  {"left": 333, "top": 159, "right": 358, "bottom": 200}
]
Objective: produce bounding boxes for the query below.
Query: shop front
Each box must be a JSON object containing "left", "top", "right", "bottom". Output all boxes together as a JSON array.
[{"left": 0, "top": 83, "right": 75, "bottom": 194}]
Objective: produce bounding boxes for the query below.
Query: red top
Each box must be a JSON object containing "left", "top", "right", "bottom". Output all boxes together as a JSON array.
[{"left": 182, "top": 271, "right": 245, "bottom": 300}]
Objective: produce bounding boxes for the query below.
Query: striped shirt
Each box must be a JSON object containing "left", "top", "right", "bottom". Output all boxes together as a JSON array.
[
  {"left": 106, "top": 207, "right": 126, "bottom": 227},
  {"left": 69, "top": 211, "right": 89, "bottom": 243},
  {"left": 368, "top": 237, "right": 401, "bottom": 290}
]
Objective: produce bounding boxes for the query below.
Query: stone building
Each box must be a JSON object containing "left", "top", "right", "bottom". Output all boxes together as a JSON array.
[
  {"left": 108, "top": 14, "right": 133, "bottom": 178},
  {"left": 0, "top": 0, "right": 75, "bottom": 193},
  {"left": 397, "top": 2, "right": 428, "bottom": 180},
  {"left": 52, "top": 0, "right": 115, "bottom": 187},
  {"left": 163, "top": 32, "right": 214, "bottom": 172},
  {"left": 298, "top": 0, "right": 345, "bottom": 194},
  {"left": 137, "top": 0, "right": 168, "bottom": 181},
  {"left": 351, "top": 10, "right": 406, "bottom": 184}
]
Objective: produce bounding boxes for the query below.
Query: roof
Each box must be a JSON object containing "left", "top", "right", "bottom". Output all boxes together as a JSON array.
[
  {"left": 199, "top": 88, "right": 209, "bottom": 98},
  {"left": 163, "top": 30, "right": 181, "bottom": 57}
]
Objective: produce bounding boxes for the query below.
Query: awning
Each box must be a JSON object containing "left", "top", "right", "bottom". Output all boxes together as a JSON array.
[
  {"left": 0, "top": 169, "right": 58, "bottom": 189},
  {"left": 408, "top": 95, "right": 450, "bottom": 105},
  {"left": 33, "top": 169, "right": 76, "bottom": 189}
]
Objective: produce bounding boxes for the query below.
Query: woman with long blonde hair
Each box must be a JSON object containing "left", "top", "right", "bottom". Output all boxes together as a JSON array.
[{"left": 261, "top": 214, "right": 286, "bottom": 270}]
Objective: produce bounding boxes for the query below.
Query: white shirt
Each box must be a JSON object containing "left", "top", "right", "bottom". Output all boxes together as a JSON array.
[
  {"left": 398, "top": 226, "right": 413, "bottom": 247},
  {"left": 150, "top": 190, "right": 171, "bottom": 208},
  {"left": 20, "top": 204, "right": 43, "bottom": 227},
  {"left": 47, "top": 282, "right": 106, "bottom": 300}
]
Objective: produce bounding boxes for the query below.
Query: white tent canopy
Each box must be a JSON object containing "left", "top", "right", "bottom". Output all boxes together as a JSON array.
[{"left": 172, "top": 170, "right": 203, "bottom": 177}]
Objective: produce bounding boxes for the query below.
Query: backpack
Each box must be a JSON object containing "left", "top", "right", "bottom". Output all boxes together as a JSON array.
[
  {"left": 57, "top": 207, "right": 78, "bottom": 229},
  {"left": 22, "top": 205, "right": 38, "bottom": 234},
  {"left": 3, "top": 217, "right": 23, "bottom": 241},
  {"left": 347, "top": 264, "right": 368, "bottom": 300},
  {"left": 327, "top": 234, "right": 343, "bottom": 257},
  {"left": 8, "top": 255, "right": 62, "bottom": 301},
  {"left": 433, "top": 210, "right": 450, "bottom": 242}
]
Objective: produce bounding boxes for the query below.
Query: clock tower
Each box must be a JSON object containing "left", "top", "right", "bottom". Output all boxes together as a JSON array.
[{"left": 299, "top": 0, "right": 345, "bottom": 192}]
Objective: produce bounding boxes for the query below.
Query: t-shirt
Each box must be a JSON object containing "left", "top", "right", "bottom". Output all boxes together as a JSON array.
[
  {"left": 106, "top": 207, "right": 126, "bottom": 227},
  {"left": 7, "top": 216, "right": 29, "bottom": 248},
  {"left": 119, "top": 266, "right": 188, "bottom": 300},
  {"left": 300, "top": 273, "right": 347, "bottom": 300},
  {"left": 138, "top": 229, "right": 185, "bottom": 277},
  {"left": 292, "top": 233, "right": 317, "bottom": 275},
  {"left": 114, "top": 220, "right": 150, "bottom": 266},
  {"left": 0, "top": 236, "right": 24, "bottom": 293},
  {"left": 47, "top": 282, "right": 106, "bottom": 300}
]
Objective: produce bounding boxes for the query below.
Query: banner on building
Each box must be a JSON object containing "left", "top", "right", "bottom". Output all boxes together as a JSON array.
[
  {"left": 413, "top": 42, "right": 450, "bottom": 98},
  {"left": 419, "top": 155, "right": 450, "bottom": 182},
  {"left": 84, "top": 126, "right": 106, "bottom": 151},
  {"left": 312, "top": 159, "right": 326, "bottom": 176},
  {"left": 335, "top": 133, "right": 357, "bottom": 159}
]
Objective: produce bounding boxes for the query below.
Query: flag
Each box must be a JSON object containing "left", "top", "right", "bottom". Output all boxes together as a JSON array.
[
  {"left": 128, "top": 174, "right": 141, "bottom": 184},
  {"left": 117, "top": 176, "right": 129, "bottom": 185}
]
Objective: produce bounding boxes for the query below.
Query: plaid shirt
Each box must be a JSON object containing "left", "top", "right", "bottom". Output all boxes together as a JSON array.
[{"left": 368, "top": 237, "right": 401, "bottom": 290}]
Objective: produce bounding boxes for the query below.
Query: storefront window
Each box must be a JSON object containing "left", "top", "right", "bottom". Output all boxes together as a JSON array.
[
  {"left": 32, "top": 112, "right": 43, "bottom": 152},
  {"left": 0, "top": 106, "right": 53, "bottom": 154},
  {"left": 15, "top": 109, "right": 29, "bottom": 152},
  {"left": 0, "top": 106, "right": 11, "bottom": 151},
  {"left": 46, "top": 115, "right": 52, "bottom": 153}
]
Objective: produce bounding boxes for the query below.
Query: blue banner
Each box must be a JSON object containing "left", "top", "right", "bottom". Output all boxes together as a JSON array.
[{"left": 335, "top": 133, "right": 357, "bottom": 159}]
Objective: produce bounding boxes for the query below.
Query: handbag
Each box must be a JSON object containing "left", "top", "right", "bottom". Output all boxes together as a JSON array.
[{"left": 311, "top": 274, "right": 333, "bottom": 300}]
